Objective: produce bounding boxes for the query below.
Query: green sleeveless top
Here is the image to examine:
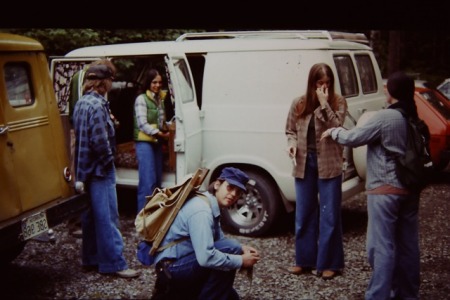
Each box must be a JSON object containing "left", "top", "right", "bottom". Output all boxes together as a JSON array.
[{"left": 133, "top": 91, "right": 166, "bottom": 142}]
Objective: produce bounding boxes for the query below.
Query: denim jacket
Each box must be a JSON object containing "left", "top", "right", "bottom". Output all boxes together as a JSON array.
[
  {"left": 154, "top": 191, "right": 242, "bottom": 271},
  {"left": 330, "top": 107, "right": 407, "bottom": 190}
]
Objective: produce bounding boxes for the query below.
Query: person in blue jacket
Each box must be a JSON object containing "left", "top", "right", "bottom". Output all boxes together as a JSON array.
[
  {"left": 321, "top": 71, "right": 421, "bottom": 300},
  {"left": 151, "top": 167, "right": 261, "bottom": 300}
]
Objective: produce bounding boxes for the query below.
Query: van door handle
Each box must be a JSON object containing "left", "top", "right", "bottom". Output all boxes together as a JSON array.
[
  {"left": 358, "top": 108, "right": 367, "bottom": 115},
  {"left": 174, "top": 115, "right": 183, "bottom": 123},
  {"left": 0, "top": 126, "right": 9, "bottom": 135}
]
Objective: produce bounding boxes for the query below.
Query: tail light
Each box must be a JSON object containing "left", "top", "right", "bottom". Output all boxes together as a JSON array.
[{"left": 63, "top": 167, "right": 72, "bottom": 182}]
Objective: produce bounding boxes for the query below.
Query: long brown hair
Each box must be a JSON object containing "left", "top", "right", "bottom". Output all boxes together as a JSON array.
[{"left": 298, "top": 63, "right": 339, "bottom": 117}]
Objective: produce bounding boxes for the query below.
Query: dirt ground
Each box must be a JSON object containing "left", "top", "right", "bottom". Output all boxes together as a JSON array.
[{"left": 1, "top": 176, "right": 449, "bottom": 299}]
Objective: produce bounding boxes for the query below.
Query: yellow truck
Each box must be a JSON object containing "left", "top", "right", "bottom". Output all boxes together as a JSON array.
[{"left": 0, "top": 33, "right": 88, "bottom": 264}]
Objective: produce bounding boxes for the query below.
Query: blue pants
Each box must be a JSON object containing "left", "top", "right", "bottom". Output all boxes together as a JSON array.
[
  {"left": 136, "top": 141, "right": 163, "bottom": 213},
  {"left": 81, "top": 165, "right": 128, "bottom": 273},
  {"left": 159, "top": 239, "right": 242, "bottom": 300},
  {"left": 294, "top": 152, "right": 344, "bottom": 271},
  {"left": 365, "top": 193, "right": 420, "bottom": 300}
]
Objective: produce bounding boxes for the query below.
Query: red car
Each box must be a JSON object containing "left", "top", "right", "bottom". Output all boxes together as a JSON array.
[
  {"left": 382, "top": 80, "right": 450, "bottom": 172},
  {"left": 414, "top": 86, "right": 450, "bottom": 172}
]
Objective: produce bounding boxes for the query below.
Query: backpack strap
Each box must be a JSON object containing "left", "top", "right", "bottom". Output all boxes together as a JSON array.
[
  {"left": 154, "top": 193, "right": 210, "bottom": 253},
  {"left": 393, "top": 107, "right": 410, "bottom": 119},
  {"left": 155, "top": 236, "right": 189, "bottom": 252}
]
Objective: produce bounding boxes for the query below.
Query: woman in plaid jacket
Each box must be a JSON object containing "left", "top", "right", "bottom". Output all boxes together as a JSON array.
[{"left": 285, "top": 63, "right": 348, "bottom": 280}]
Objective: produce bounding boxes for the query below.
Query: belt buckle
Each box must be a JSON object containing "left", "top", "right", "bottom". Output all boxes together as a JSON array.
[{"left": 157, "top": 260, "right": 174, "bottom": 280}]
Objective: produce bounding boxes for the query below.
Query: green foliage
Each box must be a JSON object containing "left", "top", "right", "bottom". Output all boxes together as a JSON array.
[
  {"left": 0, "top": 28, "right": 202, "bottom": 56},
  {"left": 2, "top": 28, "right": 100, "bottom": 56}
]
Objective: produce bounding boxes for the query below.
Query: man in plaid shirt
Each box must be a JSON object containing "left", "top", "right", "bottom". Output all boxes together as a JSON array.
[{"left": 73, "top": 60, "right": 139, "bottom": 279}]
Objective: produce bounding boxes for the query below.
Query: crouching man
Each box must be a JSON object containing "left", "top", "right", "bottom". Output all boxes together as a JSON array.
[{"left": 152, "top": 167, "right": 261, "bottom": 300}]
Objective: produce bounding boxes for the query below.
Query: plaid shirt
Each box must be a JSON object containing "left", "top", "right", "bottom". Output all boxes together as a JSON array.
[
  {"left": 285, "top": 95, "right": 347, "bottom": 179},
  {"left": 73, "top": 91, "right": 116, "bottom": 182}
]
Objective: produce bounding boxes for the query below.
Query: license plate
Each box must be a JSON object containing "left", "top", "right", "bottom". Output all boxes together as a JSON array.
[{"left": 21, "top": 211, "right": 49, "bottom": 241}]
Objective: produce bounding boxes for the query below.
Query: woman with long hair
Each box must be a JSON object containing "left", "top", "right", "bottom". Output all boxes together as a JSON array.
[{"left": 285, "top": 63, "right": 348, "bottom": 280}]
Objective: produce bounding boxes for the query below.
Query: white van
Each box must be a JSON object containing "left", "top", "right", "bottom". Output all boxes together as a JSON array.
[{"left": 51, "top": 30, "right": 385, "bottom": 236}]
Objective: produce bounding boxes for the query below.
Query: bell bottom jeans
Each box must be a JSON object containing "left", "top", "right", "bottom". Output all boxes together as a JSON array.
[
  {"left": 136, "top": 141, "right": 163, "bottom": 213},
  {"left": 81, "top": 165, "right": 129, "bottom": 273},
  {"left": 365, "top": 193, "right": 420, "bottom": 300},
  {"left": 294, "top": 152, "right": 344, "bottom": 272}
]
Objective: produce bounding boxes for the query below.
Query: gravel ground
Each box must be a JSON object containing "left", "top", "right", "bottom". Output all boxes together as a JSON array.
[{"left": 1, "top": 179, "right": 449, "bottom": 300}]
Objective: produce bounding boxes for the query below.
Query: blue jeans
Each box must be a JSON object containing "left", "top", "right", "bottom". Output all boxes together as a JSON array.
[
  {"left": 294, "top": 152, "right": 344, "bottom": 271},
  {"left": 365, "top": 193, "right": 420, "bottom": 300},
  {"left": 81, "top": 165, "right": 128, "bottom": 273},
  {"left": 136, "top": 141, "right": 163, "bottom": 213},
  {"left": 162, "top": 239, "right": 242, "bottom": 300}
]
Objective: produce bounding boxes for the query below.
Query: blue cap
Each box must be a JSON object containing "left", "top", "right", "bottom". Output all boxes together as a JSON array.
[{"left": 218, "top": 167, "right": 249, "bottom": 192}]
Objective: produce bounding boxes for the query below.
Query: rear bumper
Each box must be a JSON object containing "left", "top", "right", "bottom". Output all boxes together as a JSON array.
[
  {"left": 45, "top": 192, "right": 89, "bottom": 228},
  {"left": 0, "top": 192, "right": 89, "bottom": 257}
]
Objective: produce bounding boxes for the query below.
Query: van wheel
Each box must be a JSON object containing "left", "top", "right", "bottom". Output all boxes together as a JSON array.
[{"left": 221, "top": 170, "right": 281, "bottom": 237}]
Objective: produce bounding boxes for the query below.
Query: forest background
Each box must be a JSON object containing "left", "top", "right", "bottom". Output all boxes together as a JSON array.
[{"left": 1, "top": 28, "right": 449, "bottom": 87}]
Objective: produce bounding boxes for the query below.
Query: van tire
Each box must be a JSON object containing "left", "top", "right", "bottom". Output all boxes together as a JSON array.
[{"left": 220, "top": 170, "right": 282, "bottom": 237}]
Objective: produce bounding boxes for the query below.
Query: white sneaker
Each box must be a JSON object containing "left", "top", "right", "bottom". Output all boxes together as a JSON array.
[
  {"left": 71, "top": 229, "right": 82, "bottom": 238},
  {"left": 115, "top": 268, "right": 140, "bottom": 278}
]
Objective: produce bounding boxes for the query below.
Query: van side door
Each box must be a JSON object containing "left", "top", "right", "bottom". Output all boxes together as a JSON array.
[
  {"left": 333, "top": 52, "right": 385, "bottom": 184},
  {"left": 165, "top": 54, "right": 202, "bottom": 182}
]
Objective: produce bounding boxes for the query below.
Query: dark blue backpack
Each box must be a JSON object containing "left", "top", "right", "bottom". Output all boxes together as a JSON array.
[{"left": 395, "top": 108, "right": 434, "bottom": 192}]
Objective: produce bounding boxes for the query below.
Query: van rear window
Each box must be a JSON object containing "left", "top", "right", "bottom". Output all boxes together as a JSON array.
[
  {"left": 4, "top": 62, "right": 34, "bottom": 107},
  {"left": 355, "top": 54, "right": 377, "bottom": 94},
  {"left": 334, "top": 55, "right": 358, "bottom": 98}
]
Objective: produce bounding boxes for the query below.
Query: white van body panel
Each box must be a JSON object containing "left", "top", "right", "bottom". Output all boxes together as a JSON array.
[{"left": 200, "top": 49, "right": 384, "bottom": 201}]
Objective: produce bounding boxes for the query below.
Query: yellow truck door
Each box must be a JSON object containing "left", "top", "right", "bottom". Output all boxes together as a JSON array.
[{"left": 0, "top": 54, "right": 68, "bottom": 220}]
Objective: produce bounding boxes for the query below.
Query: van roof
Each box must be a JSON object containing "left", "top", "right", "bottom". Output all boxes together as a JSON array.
[
  {"left": 0, "top": 33, "right": 43, "bottom": 52},
  {"left": 65, "top": 31, "right": 371, "bottom": 58},
  {"left": 175, "top": 30, "right": 369, "bottom": 44}
]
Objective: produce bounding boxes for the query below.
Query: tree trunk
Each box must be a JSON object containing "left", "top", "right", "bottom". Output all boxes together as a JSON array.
[{"left": 388, "top": 31, "right": 402, "bottom": 75}]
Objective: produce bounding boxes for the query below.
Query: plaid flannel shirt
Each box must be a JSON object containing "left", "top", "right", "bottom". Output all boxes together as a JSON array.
[
  {"left": 73, "top": 91, "right": 116, "bottom": 182},
  {"left": 285, "top": 95, "right": 348, "bottom": 179}
]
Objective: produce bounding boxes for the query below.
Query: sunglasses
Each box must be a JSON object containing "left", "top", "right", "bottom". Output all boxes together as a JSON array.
[{"left": 224, "top": 181, "right": 244, "bottom": 197}]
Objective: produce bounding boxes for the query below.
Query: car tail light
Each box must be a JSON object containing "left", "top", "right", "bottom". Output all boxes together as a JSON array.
[{"left": 63, "top": 167, "right": 73, "bottom": 182}]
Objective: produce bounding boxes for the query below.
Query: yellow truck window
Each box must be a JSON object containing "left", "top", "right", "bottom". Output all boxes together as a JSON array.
[{"left": 4, "top": 62, "right": 34, "bottom": 107}]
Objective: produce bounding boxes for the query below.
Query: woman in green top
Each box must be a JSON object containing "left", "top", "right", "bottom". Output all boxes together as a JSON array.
[{"left": 134, "top": 69, "right": 170, "bottom": 213}]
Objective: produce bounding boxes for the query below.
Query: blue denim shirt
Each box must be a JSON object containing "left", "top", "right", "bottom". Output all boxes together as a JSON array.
[
  {"left": 154, "top": 191, "right": 242, "bottom": 271},
  {"left": 330, "top": 107, "right": 407, "bottom": 190}
]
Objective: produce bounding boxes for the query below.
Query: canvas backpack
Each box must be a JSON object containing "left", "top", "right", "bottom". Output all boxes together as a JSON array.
[
  {"left": 394, "top": 108, "right": 433, "bottom": 193},
  {"left": 135, "top": 168, "right": 209, "bottom": 265}
]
